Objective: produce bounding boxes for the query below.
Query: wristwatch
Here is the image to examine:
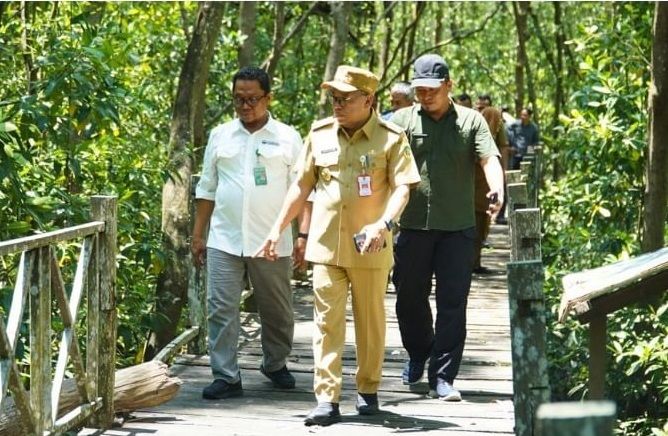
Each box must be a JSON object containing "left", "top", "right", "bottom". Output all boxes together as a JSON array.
[
  {"left": 384, "top": 219, "right": 396, "bottom": 231},
  {"left": 297, "top": 232, "right": 309, "bottom": 240}
]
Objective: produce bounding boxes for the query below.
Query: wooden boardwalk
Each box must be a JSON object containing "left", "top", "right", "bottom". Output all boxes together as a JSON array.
[{"left": 81, "top": 224, "right": 514, "bottom": 436}]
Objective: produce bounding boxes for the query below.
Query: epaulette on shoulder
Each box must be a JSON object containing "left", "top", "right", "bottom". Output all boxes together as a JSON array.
[
  {"left": 378, "top": 117, "right": 404, "bottom": 135},
  {"left": 311, "top": 117, "right": 335, "bottom": 131}
]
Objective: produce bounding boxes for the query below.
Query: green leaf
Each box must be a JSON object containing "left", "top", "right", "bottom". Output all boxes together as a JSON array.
[{"left": 0, "top": 122, "right": 17, "bottom": 133}]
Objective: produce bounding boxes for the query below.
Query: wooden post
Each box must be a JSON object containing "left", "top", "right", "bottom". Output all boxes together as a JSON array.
[
  {"left": 536, "top": 401, "right": 616, "bottom": 436},
  {"left": 30, "top": 246, "right": 52, "bottom": 434},
  {"left": 506, "top": 170, "right": 523, "bottom": 184},
  {"left": 507, "top": 201, "right": 549, "bottom": 436},
  {"left": 510, "top": 208, "right": 541, "bottom": 262},
  {"left": 521, "top": 158, "right": 536, "bottom": 208},
  {"left": 507, "top": 260, "right": 550, "bottom": 436},
  {"left": 188, "top": 175, "right": 207, "bottom": 355},
  {"left": 90, "top": 196, "right": 117, "bottom": 428},
  {"left": 589, "top": 314, "right": 607, "bottom": 400},
  {"left": 507, "top": 183, "right": 528, "bottom": 214}
]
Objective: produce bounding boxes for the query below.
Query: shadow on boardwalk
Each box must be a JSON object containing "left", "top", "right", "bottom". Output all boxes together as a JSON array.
[{"left": 80, "top": 224, "right": 514, "bottom": 436}]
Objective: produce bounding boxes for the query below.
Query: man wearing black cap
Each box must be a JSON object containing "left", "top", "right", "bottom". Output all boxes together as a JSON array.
[{"left": 390, "top": 54, "right": 504, "bottom": 401}]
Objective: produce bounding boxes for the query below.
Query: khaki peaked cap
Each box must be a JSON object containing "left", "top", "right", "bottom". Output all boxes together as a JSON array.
[{"left": 321, "top": 65, "right": 379, "bottom": 95}]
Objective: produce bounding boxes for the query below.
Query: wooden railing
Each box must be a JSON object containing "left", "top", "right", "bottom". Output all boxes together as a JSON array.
[
  {"left": 505, "top": 146, "right": 551, "bottom": 436},
  {"left": 0, "top": 196, "right": 117, "bottom": 435}
]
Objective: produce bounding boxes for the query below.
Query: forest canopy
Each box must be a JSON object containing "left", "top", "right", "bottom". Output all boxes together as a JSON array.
[{"left": 0, "top": 2, "right": 666, "bottom": 434}]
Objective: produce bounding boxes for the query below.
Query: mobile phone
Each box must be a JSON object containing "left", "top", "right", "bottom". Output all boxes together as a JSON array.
[
  {"left": 353, "top": 232, "right": 366, "bottom": 253},
  {"left": 353, "top": 232, "right": 387, "bottom": 253}
]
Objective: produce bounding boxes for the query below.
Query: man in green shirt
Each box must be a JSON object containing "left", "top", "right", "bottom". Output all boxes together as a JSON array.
[{"left": 390, "top": 54, "right": 504, "bottom": 401}]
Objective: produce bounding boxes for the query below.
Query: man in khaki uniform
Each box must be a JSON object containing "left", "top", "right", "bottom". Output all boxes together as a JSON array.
[{"left": 259, "top": 65, "right": 420, "bottom": 426}]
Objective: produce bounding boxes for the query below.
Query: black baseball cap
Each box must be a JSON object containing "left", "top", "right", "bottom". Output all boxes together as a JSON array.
[{"left": 411, "top": 54, "right": 450, "bottom": 88}]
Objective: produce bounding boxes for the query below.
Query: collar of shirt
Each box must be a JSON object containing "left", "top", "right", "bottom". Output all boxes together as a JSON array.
[
  {"left": 232, "top": 112, "right": 279, "bottom": 136},
  {"left": 335, "top": 110, "right": 379, "bottom": 142}
]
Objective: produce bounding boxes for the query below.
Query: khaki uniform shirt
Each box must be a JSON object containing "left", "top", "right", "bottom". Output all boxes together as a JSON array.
[{"left": 295, "top": 111, "right": 421, "bottom": 269}]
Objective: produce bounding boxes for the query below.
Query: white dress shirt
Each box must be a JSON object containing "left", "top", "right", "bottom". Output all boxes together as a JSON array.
[{"left": 196, "top": 115, "right": 303, "bottom": 257}]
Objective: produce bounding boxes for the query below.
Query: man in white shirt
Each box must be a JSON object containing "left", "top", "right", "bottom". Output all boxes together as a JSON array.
[{"left": 192, "top": 67, "right": 308, "bottom": 400}]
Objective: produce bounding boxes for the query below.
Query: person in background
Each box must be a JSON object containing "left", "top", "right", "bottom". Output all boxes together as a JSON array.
[
  {"left": 456, "top": 92, "right": 472, "bottom": 108},
  {"left": 475, "top": 94, "right": 492, "bottom": 111},
  {"left": 382, "top": 81, "right": 415, "bottom": 120},
  {"left": 508, "top": 107, "right": 539, "bottom": 169},
  {"left": 390, "top": 54, "right": 504, "bottom": 402},
  {"left": 501, "top": 105, "right": 516, "bottom": 126},
  {"left": 259, "top": 65, "right": 420, "bottom": 426},
  {"left": 474, "top": 106, "right": 509, "bottom": 273},
  {"left": 192, "top": 66, "right": 308, "bottom": 401}
]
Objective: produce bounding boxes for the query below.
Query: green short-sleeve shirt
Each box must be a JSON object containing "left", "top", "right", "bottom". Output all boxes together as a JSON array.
[{"left": 390, "top": 101, "right": 499, "bottom": 231}]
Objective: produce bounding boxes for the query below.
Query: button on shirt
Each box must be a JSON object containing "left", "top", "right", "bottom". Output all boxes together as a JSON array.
[
  {"left": 295, "top": 112, "right": 421, "bottom": 269},
  {"left": 196, "top": 116, "right": 303, "bottom": 257},
  {"left": 391, "top": 101, "right": 499, "bottom": 231}
]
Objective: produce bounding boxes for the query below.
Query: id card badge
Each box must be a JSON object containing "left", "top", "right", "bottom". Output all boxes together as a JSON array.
[
  {"left": 357, "top": 175, "right": 372, "bottom": 196},
  {"left": 253, "top": 166, "right": 268, "bottom": 186}
]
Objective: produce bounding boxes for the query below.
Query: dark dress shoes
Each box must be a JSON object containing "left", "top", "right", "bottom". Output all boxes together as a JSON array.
[
  {"left": 260, "top": 364, "right": 296, "bottom": 389},
  {"left": 304, "top": 402, "right": 342, "bottom": 426},
  {"left": 202, "top": 378, "right": 243, "bottom": 400}
]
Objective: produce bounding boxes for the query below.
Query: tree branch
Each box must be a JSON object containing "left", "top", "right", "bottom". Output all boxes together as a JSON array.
[{"left": 378, "top": 2, "right": 504, "bottom": 94}]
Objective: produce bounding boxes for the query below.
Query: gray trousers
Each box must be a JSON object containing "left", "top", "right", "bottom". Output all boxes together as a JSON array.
[{"left": 206, "top": 248, "right": 294, "bottom": 383}]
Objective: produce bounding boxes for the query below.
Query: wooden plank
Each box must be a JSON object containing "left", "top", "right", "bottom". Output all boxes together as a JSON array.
[
  {"left": 505, "top": 170, "right": 523, "bottom": 184},
  {"left": 510, "top": 208, "right": 541, "bottom": 262},
  {"left": 90, "top": 196, "right": 117, "bottom": 429},
  {"left": 0, "top": 221, "right": 104, "bottom": 256},
  {"left": 507, "top": 260, "right": 549, "bottom": 436},
  {"left": 536, "top": 401, "right": 616, "bottom": 436},
  {"left": 588, "top": 315, "right": 606, "bottom": 400},
  {"left": 559, "top": 247, "right": 668, "bottom": 321},
  {"left": 86, "top": 234, "right": 100, "bottom": 409},
  {"left": 0, "top": 319, "right": 38, "bottom": 434},
  {"left": 576, "top": 270, "right": 668, "bottom": 323},
  {"left": 30, "top": 246, "right": 52, "bottom": 433},
  {"left": 50, "top": 244, "right": 91, "bottom": 418}
]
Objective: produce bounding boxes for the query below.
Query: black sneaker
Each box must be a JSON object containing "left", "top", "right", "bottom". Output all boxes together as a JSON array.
[
  {"left": 355, "top": 392, "right": 379, "bottom": 415},
  {"left": 304, "top": 402, "right": 341, "bottom": 426},
  {"left": 260, "top": 364, "right": 296, "bottom": 389},
  {"left": 402, "top": 359, "right": 426, "bottom": 385},
  {"left": 202, "top": 378, "right": 243, "bottom": 400},
  {"left": 473, "top": 266, "right": 493, "bottom": 275}
]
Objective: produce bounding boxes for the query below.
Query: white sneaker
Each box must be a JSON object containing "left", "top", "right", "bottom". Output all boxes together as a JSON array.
[{"left": 429, "top": 379, "right": 462, "bottom": 402}]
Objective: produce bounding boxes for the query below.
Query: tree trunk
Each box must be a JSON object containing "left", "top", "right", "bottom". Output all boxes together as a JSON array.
[
  {"left": 317, "top": 1, "right": 352, "bottom": 119},
  {"left": 144, "top": 2, "right": 224, "bottom": 361},
  {"left": 512, "top": 1, "right": 528, "bottom": 116},
  {"left": 642, "top": 1, "right": 668, "bottom": 253},
  {"left": 265, "top": 2, "right": 285, "bottom": 78},
  {"left": 262, "top": 2, "right": 317, "bottom": 79},
  {"left": 552, "top": 1, "right": 566, "bottom": 181},
  {"left": 238, "top": 1, "right": 257, "bottom": 68},
  {"left": 0, "top": 361, "right": 180, "bottom": 435},
  {"left": 404, "top": 2, "right": 426, "bottom": 82}
]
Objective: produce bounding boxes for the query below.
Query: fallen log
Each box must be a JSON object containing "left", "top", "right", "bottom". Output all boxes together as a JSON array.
[{"left": 0, "top": 360, "right": 181, "bottom": 435}]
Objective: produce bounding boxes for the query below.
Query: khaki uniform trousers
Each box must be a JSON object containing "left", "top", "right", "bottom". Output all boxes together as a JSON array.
[{"left": 312, "top": 263, "right": 390, "bottom": 403}]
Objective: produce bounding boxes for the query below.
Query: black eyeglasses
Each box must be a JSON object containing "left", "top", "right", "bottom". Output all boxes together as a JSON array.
[
  {"left": 233, "top": 94, "right": 267, "bottom": 108},
  {"left": 328, "top": 92, "right": 366, "bottom": 107}
]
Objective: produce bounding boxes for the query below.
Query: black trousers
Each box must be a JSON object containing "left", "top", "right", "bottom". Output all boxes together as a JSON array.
[{"left": 392, "top": 227, "right": 475, "bottom": 385}]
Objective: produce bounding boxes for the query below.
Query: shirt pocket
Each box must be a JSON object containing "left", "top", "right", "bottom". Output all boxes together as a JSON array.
[
  {"left": 216, "top": 142, "right": 241, "bottom": 159},
  {"left": 258, "top": 142, "right": 290, "bottom": 165},
  {"left": 314, "top": 152, "right": 340, "bottom": 184}
]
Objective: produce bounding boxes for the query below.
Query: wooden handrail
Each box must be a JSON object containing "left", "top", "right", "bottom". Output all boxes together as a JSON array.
[
  {"left": 0, "top": 221, "right": 105, "bottom": 256},
  {"left": 0, "top": 196, "right": 117, "bottom": 435}
]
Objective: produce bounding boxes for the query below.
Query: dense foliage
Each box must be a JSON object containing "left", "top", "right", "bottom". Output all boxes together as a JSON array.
[{"left": 0, "top": 2, "right": 665, "bottom": 433}]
